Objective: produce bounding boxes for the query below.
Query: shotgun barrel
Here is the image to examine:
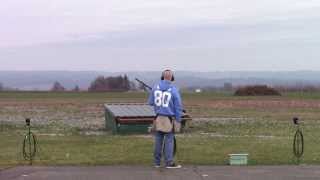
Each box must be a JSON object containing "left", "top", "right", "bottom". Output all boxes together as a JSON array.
[{"left": 135, "top": 78, "right": 152, "bottom": 91}]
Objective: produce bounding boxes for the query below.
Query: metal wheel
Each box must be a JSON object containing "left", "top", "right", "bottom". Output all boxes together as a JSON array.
[{"left": 293, "top": 130, "right": 304, "bottom": 158}]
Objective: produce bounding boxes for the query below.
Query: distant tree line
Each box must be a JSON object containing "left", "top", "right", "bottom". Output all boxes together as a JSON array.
[
  {"left": 88, "top": 75, "right": 131, "bottom": 92},
  {"left": 273, "top": 85, "right": 320, "bottom": 93},
  {"left": 234, "top": 85, "right": 281, "bottom": 96},
  {"left": 0, "top": 82, "right": 19, "bottom": 91},
  {"left": 50, "top": 74, "right": 134, "bottom": 92},
  {"left": 4, "top": 78, "right": 320, "bottom": 93},
  {"left": 184, "top": 82, "right": 320, "bottom": 94}
]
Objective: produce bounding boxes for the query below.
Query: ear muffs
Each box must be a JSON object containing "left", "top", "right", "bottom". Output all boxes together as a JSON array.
[{"left": 161, "top": 70, "right": 175, "bottom": 81}]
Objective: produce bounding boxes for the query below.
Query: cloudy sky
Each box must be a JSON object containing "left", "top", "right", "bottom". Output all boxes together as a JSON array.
[{"left": 0, "top": 0, "right": 320, "bottom": 71}]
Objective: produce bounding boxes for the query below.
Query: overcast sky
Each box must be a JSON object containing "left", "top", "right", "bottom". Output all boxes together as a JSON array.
[{"left": 0, "top": 0, "right": 320, "bottom": 71}]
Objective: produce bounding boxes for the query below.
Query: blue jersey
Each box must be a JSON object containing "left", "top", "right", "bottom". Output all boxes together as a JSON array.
[{"left": 148, "top": 80, "right": 183, "bottom": 122}]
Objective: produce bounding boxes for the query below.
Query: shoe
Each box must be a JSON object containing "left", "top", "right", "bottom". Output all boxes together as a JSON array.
[
  {"left": 154, "top": 165, "right": 161, "bottom": 168},
  {"left": 166, "top": 163, "right": 182, "bottom": 169}
]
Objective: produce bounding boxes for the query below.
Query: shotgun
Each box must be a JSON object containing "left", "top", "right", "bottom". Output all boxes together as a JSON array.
[{"left": 135, "top": 78, "right": 152, "bottom": 91}]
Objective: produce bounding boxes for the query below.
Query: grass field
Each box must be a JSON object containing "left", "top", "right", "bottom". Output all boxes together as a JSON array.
[{"left": 1, "top": 91, "right": 320, "bottom": 166}]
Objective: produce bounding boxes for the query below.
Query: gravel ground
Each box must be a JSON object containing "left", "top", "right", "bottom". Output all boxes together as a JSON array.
[{"left": 0, "top": 101, "right": 105, "bottom": 130}]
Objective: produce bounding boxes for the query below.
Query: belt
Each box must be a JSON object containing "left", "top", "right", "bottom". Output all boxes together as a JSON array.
[{"left": 156, "top": 114, "right": 174, "bottom": 120}]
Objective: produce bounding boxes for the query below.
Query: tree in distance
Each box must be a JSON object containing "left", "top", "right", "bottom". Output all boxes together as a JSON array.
[
  {"left": 88, "top": 75, "right": 131, "bottom": 92},
  {"left": 72, "top": 85, "right": 80, "bottom": 92},
  {"left": 234, "top": 85, "right": 281, "bottom": 96},
  {"left": 51, "top": 81, "right": 66, "bottom": 92}
]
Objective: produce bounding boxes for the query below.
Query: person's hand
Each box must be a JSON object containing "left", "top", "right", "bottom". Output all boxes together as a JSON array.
[
  {"left": 174, "top": 121, "right": 181, "bottom": 133},
  {"left": 148, "top": 120, "right": 156, "bottom": 133}
]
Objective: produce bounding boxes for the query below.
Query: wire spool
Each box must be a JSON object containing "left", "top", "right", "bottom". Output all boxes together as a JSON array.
[
  {"left": 23, "top": 132, "right": 37, "bottom": 161},
  {"left": 292, "top": 117, "right": 304, "bottom": 164},
  {"left": 22, "top": 118, "right": 38, "bottom": 165},
  {"left": 293, "top": 129, "right": 304, "bottom": 159}
]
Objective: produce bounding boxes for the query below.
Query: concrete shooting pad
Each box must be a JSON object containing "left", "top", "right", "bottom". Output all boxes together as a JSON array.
[{"left": 1, "top": 166, "right": 320, "bottom": 180}]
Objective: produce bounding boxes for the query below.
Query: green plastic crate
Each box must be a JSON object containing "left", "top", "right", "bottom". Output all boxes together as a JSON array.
[{"left": 229, "top": 154, "right": 249, "bottom": 165}]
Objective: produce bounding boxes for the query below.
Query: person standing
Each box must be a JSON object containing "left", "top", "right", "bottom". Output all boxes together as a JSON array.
[{"left": 148, "top": 69, "right": 183, "bottom": 169}]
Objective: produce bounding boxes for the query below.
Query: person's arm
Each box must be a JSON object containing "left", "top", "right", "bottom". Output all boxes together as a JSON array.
[{"left": 173, "top": 88, "right": 183, "bottom": 122}]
